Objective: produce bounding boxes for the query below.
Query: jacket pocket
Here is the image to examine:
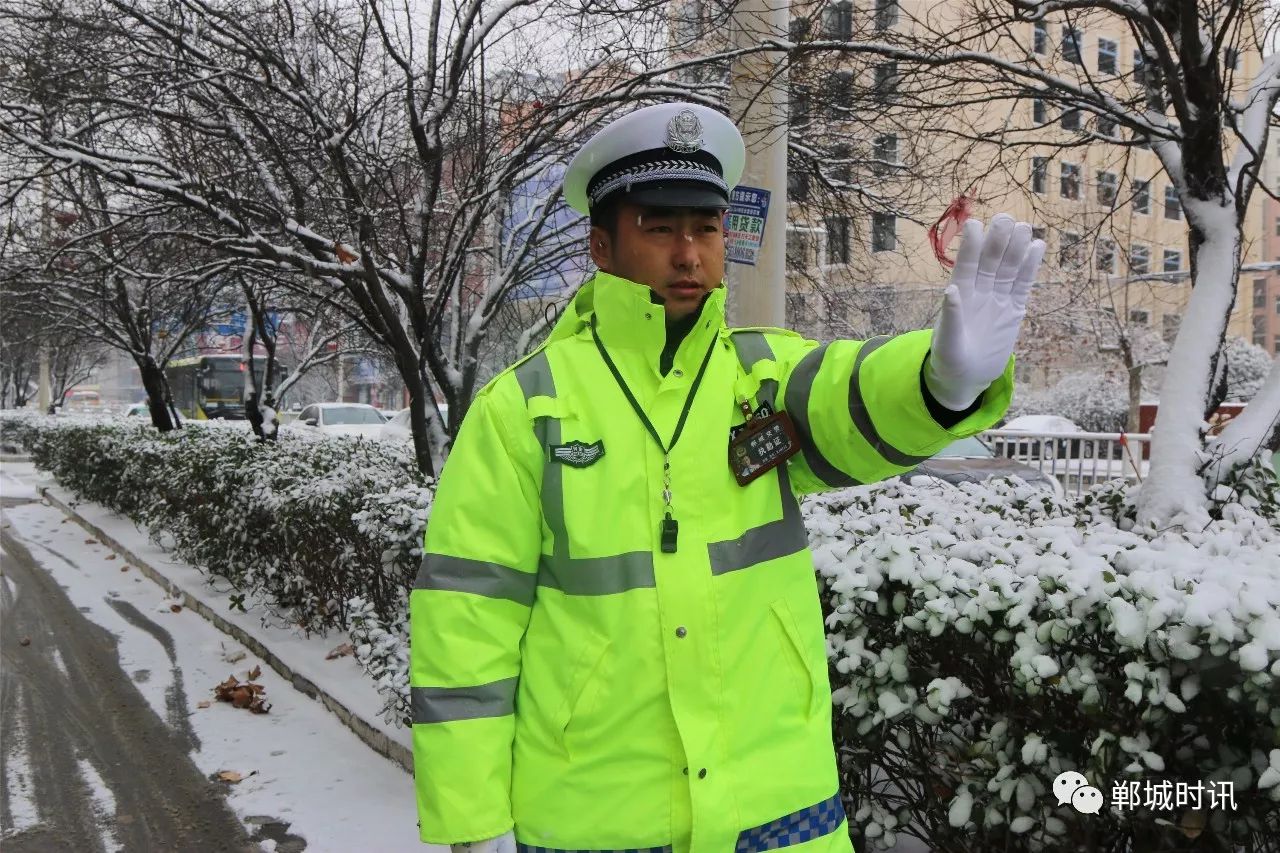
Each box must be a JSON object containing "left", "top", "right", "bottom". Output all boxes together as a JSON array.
[
  {"left": 771, "top": 598, "right": 822, "bottom": 720},
  {"left": 553, "top": 633, "right": 611, "bottom": 755}
]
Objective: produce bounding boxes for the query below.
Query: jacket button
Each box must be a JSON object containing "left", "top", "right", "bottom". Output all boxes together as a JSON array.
[
  {"left": 698, "top": 768, "right": 707, "bottom": 779},
  {"left": 673, "top": 369, "right": 684, "bottom": 378},
  {"left": 682, "top": 767, "right": 689, "bottom": 775},
  {"left": 675, "top": 626, "right": 687, "bottom": 638}
]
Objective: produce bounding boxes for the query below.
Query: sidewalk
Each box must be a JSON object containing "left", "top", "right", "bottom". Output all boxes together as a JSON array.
[{"left": 1, "top": 461, "right": 443, "bottom": 851}]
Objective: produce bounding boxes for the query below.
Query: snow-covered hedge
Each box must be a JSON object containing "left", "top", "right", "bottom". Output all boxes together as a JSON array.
[
  {"left": 816, "top": 469, "right": 1280, "bottom": 852},
  {"left": 1006, "top": 372, "right": 1130, "bottom": 432},
  {"left": 4, "top": 412, "right": 1277, "bottom": 851}
]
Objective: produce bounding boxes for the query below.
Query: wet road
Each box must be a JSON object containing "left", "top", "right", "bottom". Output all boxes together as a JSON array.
[{"left": 0, "top": 496, "right": 259, "bottom": 852}]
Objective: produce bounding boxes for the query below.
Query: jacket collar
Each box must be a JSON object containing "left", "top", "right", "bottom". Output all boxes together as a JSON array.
[{"left": 549, "top": 272, "right": 727, "bottom": 364}]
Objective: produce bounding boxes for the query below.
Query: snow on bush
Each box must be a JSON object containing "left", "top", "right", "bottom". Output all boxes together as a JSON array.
[
  {"left": 814, "top": 464, "right": 1280, "bottom": 852},
  {"left": 1006, "top": 372, "right": 1129, "bottom": 432},
  {"left": 5, "top": 412, "right": 1277, "bottom": 849},
  {"left": 1223, "top": 336, "right": 1274, "bottom": 403}
]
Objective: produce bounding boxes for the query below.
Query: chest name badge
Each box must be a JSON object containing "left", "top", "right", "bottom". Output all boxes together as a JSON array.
[
  {"left": 550, "top": 440, "right": 606, "bottom": 468},
  {"left": 729, "top": 403, "right": 800, "bottom": 486}
]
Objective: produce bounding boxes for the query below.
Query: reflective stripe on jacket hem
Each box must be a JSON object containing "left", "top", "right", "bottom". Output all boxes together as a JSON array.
[{"left": 511, "top": 792, "right": 846, "bottom": 853}]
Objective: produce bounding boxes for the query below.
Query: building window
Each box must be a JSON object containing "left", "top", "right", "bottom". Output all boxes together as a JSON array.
[
  {"left": 825, "top": 215, "right": 851, "bottom": 265},
  {"left": 872, "top": 134, "right": 898, "bottom": 174},
  {"left": 1063, "top": 27, "right": 1083, "bottom": 64},
  {"left": 1034, "top": 21, "right": 1048, "bottom": 54},
  {"left": 786, "top": 227, "right": 813, "bottom": 269},
  {"left": 1033, "top": 98, "right": 1047, "bottom": 123},
  {"left": 823, "top": 1, "right": 853, "bottom": 40},
  {"left": 1097, "top": 116, "right": 1118, "bottom": 137},
  {"left": 1098, "top": 38, "right": 1118, "bottom": 73},
  {"left": 1162, "top": 248, "right": 1182, "bottom": 272},
  {"left": 1133, "top": 49, "right": 1147, "bottom": 86},
  {"left": 1129, "top": 309, "right": 1150, "bottom": 325},
  {"left": 1061, "top": 108, "right": 1081, "bottom": 131},
  {"left": 874, "top": 0, "right": 899, "bottom": 30},
  {"left": 1061, "top": 162, "right": 1080, "bottom": 199},
  {"left": 873, "top": 62, "right": 899, "bottom": 102},
  {"left": 1060, "top": 231, "right": 1083, "bottom": 266},
  {"left": 1162, "top": 313, "right": 1180, "bottom": 343},
  {"left": 1031, "top": 226, "right": 1047, "bottom": 242},
  {"left": 1097, "top": 171, "right": 1118, "bottom": 205},
  {"left": 789, "top": 16, "right": 811, "bottom": 43},
  {"left": 1253, "top": 278, "right": 1268, "bottom": 309},
  {"left": 824, "top": 71, "right": 854, "bottom": 118},
  {"left": 1225, "top": 47, "right": 1240, "bottom": 71},
  {"left": 1253, "top": 315, "right": 1267, "bottom": 347},
  {"left": 791, "top": 85, "right": 811, "bottom": 126},
  {"left": 1031, "top": 157, "right": 1048, "bottom": 194},
  {"left": 830, "top": 144, "right": 852, "bottom": 182},
  {"left": 1274, "top": 338, "right": 1280, "bottom": 355},
  {"left": 674, "top": 0, "right": 704, "bottom": 41},
  {"left": 1129, "top": 244, "right": 1150, "bottom": 274},
  {"left": 1097, "top": 240, "right": 1117, "bottom": 273},
  {"left": 1164, "top": 185, "right": 1182, "bottom": 220},
  {"left": 1276, "top": 294, "right": 1280, "bottom": 315},
  {"left": 871, "top": 213, "right": 896, "bottom": 252},
  {"left": 788, "top": 167, "right": 810, "bottom": 201},
  {"left": 1133, "top": 179, "right": 1150, "bottom": 214}
]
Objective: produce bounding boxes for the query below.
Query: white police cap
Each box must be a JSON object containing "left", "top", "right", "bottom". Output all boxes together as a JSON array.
[{"left": 563, "top": 102, "right": 745, "bottom": 215}]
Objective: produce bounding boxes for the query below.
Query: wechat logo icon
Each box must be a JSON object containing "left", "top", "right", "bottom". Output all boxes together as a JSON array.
[{"left": 1054, "top": 771, "right": 1105, "bottom": 815}]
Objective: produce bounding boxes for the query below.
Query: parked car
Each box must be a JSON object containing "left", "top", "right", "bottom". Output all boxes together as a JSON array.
[
  {"left": 123, "top": 402, "right": 149, "bottom": 417},
  {"left": 289, "top": 403, "right": 387, "bottom": 439},
  {"left": 998, "top": 414, "right": 1086, "bottom": 460},
  {"left": 379, "top": 405, "right": 449, "bottom": 443},
  {"left": 902, "top": 435, "right": 1065, "bottom": 497}
]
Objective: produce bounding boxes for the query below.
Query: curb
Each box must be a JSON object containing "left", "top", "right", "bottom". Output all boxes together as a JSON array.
[{"left": 39, "top": 486, "right": 413, "bottom": 774}]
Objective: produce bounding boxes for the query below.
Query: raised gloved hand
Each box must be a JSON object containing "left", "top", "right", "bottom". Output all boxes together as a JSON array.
[
  {"left": 924, "top": 213, "right": 1047, "bottom": 411},
  {"left": 451, "top": 831, "right": 516, "bottom": 853}
]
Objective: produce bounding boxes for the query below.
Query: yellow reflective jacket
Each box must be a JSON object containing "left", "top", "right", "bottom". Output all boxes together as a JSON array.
[{"left": 411, "top": 272, "right": 1013, "bottom": 852}]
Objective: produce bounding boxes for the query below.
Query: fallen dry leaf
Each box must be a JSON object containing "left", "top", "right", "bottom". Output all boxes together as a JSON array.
[
  {"left": 216, "top": 770, "right": 243, "bottom": 784},
  {"left": 197, "top": 700, "right": 212, "bottom": 709},
  {"left": 18, "top": 637, "right": 31, "bottom": 647},
  {"left": 248, "top": 665, "right": 261, "bottom": 680},
  {"left": 104, "top": 554, "right": 116, "bottom": 561},
  {"left": 84, "top": 538, "right": 97, "bottom": 545},
  {"left": 120, "top": 565, "right": 129, "bottom": 572},
  {"left": 169, "top": 604, "right": 182, "bottom": 613},
  {"left": 326, "top": 642, "right": 354, "bottom": 660}
]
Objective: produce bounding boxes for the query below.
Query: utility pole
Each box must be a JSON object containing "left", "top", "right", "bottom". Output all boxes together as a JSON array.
[
  {"left": 37, "top": 346, "right": 51, "bottom": 412},
  {"left": 727, "top": 0, "right": 789, "bottom": 328}
]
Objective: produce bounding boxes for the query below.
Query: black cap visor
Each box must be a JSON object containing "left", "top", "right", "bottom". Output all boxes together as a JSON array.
[{"left": 598, "top": 179, "right": 730, "bottom": 212}]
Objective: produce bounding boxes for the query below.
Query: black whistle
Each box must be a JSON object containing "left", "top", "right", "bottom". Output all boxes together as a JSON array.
[{"left": 661, "top": 514, "right": 678, "bottom": 553}]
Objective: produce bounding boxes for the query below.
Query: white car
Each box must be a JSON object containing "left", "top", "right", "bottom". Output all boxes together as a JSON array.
[
  {"left": 291, "top": 403, "right": 387, "bottom": 439},
  {"left": 379, "top": 405, "right": 449, "bottom": 442}
]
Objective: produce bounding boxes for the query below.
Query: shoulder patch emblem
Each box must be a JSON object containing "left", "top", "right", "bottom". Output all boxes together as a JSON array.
[{"left": 550, "top": 440, "right": 606, "bottom": 468}]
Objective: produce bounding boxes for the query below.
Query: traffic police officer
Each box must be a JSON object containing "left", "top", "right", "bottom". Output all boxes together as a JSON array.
[{"left": 411, "top": 102, "right": 1046, "bottom": 853}]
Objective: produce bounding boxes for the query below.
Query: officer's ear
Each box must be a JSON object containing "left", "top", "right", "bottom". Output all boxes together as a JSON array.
[{"left": 589, "top": 225, "right": 613, "bottom": 272}]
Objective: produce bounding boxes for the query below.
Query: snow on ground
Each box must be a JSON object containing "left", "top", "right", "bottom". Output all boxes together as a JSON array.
[
  {"left": 75, "top": 757, "right": 122, "bottom": 853},
  {"left": 1, "top": 463, "right": 441, "bottom": 852},
  {"left": 2, "top": 698, "right": 39, "bottom": 837}
]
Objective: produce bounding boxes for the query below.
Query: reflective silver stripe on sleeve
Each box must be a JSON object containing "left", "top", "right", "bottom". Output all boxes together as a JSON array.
[
  {"left": 538, "top": 550, "right": 656, "bottom": 595},
  {"left": 708, "top": 465, "right": 808, "bottom": 575},
  {"left": 514, "top": 351, "right": 570, "bottom": 569},
  {"left": 730, "top": 332, "right": 779, "bottom": 409},
  {"left": 783, "top": 343, "right": 860, "bottom": 488},
  {"left": 847, "top": 335, "right": 931, "bottom": 468},
  {"left": 412, "top": 677, "right": 518, "bottom": 724},
  {"left": 415, "top": 553, "right": 537, "bottom": 607}
]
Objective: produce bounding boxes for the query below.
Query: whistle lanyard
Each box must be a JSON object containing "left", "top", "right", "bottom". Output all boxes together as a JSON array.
[{"left": 590, "top": 315, "right": 719, "bottom": 553}]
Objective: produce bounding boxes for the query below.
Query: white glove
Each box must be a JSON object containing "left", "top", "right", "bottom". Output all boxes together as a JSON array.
[
  {"left": 924, "top": 213, "right": 1046, "bottom": 410},
  {"left": 451, "top": 831, "right": 516, "bottom": 853}
]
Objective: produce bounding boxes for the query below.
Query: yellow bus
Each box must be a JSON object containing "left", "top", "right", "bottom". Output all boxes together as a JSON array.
[{"left": 166, "top": 355, "right": 282, "bottom": 420}]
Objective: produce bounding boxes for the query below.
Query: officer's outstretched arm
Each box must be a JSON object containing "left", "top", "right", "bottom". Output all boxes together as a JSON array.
[{"left": 410, "top": 382, "right": 541, "bottom": 844}]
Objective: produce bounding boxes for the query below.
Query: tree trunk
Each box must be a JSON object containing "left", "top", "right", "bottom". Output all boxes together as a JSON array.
[
  {"left": 1211, "top": 357, "right": 1280, "bottom": 477},
  {"left": 1127, "top": 364, "right": 1143, "bottom": 434},
  {"left": 404, "top": 360, "right": 436, "bottom": 479},
  {"left": 138, "top": 356, "right": 176, "bottom": 431},
  {"left": 1136, "top": 203, "right": 1241, "bottom": 529}
]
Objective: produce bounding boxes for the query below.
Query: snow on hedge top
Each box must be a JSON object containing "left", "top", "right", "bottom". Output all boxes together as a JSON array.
[{"left": 806, "top": 473, "right": 1280, "bottom": 669}]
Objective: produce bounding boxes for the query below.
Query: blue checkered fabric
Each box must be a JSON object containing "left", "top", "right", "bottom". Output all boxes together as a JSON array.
[
  {"left": 512, "top": 840, "right": 670, "bottom": 845},
  {"left": 735, "top": 793, "right": 847, "bottom": 852}
]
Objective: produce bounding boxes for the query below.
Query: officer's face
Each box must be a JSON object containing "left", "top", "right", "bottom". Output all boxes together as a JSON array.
[{"left": 590, "top": 203, "right": 726, "bottom": 321}]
